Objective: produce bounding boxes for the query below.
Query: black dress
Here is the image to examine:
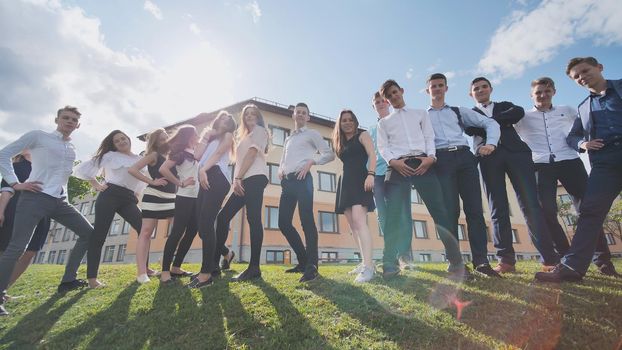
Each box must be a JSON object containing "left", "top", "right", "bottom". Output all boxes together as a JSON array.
[
  {"left": 140, "top": 154, "right": 177, "bottom": 219},
  {"left": 335, "top": 132, "right": 375, "bottom": 214}
]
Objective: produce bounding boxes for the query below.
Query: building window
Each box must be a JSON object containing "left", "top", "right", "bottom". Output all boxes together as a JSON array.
[
  {"left": 269, "top": 125, "right": 290, "bottom": 146},
  {"left": 264, "top": 206, "right": 279, "bottom": 230},
  {"left": 122, "top": 221, "right": 130, "bottom": 235},
  {"left": 36, "top": 252, "right": 46, "bottom": 264},
  {"left": 268, "top": 163, "right": 280, "bottom": 185},
  {"left": 413, "top": 220, "right": 428, "bottom": 239},
  {"left": 321, "top": 251, "right": 339, "bottom": 262},
  {"left": 487, "top": 254, "right": 497, "bottom": 262},
  {"left": 563, "top": 215, "right": 576, "bottom": 226},
  {"left": 117, "top": 244, "right": 127, "bottom": 262},
  {"left": 109, "top": 219, "right": 121, "bottom": 236},
  {"left": 323, "top": 137, "right": 334, "bottom": 151},
  {"left": 62, "top": 228, "right": 71, "bottom": 242},
  {"left": 319, "top": 211, "right": 339, "bottom": 233},
  {"left": 81, "top": 202, "right": 91, "bottom": 216},
  {"left": 419, "top": 253, "right": 431, "bottom": 262},
  {"left": 462, "top": 253, "right": 472, "bottom": 262},
  {"left": 511, "top": 229, "right": 519, "bottom": 243},
  {"left": 47, "top": 251, "right": 57, "bottom": 264},
  {"left": 318, "top": 172, "right": 337, "bottom": 192},
  {"left": 605, "top": 233, "right": 616, "bottom": 245},
  {"left": 441, "top": 254, "right": 448, "bottom": 262},
  {"left": 516, "top": 254, "right": 524, "bottom": 261},
  {"left": 72, "top": 233, "right": 78, "bottom": 241},
  {"left": 353, "top": 252, "right": 361, "bottom": 261},
  {"left": 103, "top": 245, "right": 116, "bottom": 263},
  {"left": 411, "top": 189, "right": 422, "bottom": 204},
  {"left": 266, "top": 250, "right": 285, "bottom": 264},
  {"left": 458, "top": 224, "right": 468, "bottom": 241},
  {"left": 57, "top": 250, "right": 67, "bottom": 265},
  {"left": 90, "top": 200, "right": 97, "bottom": 215}
]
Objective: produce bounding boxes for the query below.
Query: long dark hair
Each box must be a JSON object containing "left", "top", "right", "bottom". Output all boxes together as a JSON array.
[
  {"left": 166, "top": 124, "right": 197, "bottom": 165},
  {"left": 93, "top": 130, "right": 131, "bottom": 165},
  {"left": 332, "top": 109, "right": 359, "bottom": 156}
]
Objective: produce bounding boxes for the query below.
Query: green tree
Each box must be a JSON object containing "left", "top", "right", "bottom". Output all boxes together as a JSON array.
[
  {"left": 67, "top": 175, "right": 95, "bottom": 204},
  {"left": 557, "top": 196, "right": 622, "bottom": 241}
]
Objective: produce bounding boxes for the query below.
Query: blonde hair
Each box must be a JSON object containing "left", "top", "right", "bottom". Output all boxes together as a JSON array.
[{"left": 237, "top": 104, "right": 269, "bottom": 154}]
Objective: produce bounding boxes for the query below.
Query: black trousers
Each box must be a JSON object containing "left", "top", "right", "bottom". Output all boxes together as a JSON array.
[
  {"left": 161, "top": 195, "right": 198, "bottom": 272},
  {"left": 278, "top": 174, "right": 317, "bottom": 269},
  {"left": 436, "top": 149, "right": 489, "bottom": 267},
  {"left": 87, "top": 184, "right": 142, "bottom": 278},
  {"left": 197, "top": 167, "right": 231, "bottom": 274},
  {"left": 216, "top": 175, "right": 269, "bottom": 268},
  {"left": 479, "top": 146, "right": 559, "bottom": 265},
  {"left": 562, "top": 147, "right": 622, "bottom": 274},
  {"left": 534, "top": 158, "right": 611, "bottom": 265}
]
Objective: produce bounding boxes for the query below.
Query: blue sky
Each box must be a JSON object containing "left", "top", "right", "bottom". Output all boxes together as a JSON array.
[{"left": 1, "top": 0, "right": 621, "bottom": 159}]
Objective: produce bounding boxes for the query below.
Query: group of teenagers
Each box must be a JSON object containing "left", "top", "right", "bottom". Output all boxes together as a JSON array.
[{"left": 0, "top": 56, "right": 620, "bottom": 316}]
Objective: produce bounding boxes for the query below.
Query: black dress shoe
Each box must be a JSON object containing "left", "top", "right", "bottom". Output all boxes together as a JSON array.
[
  {"left": 535, "top": 264, "right": 582, "bottom": 283},
  {"left": 186, "top": 277, "right": 213, "bottom": 289},
  {"left": 382, "top": 265, "right": 400, "bottom": 280},
  {"left": 57, "top": 279, "right": 88, "bottom": 293},
  {"left": 170, "top": 271, "right": 194, "bottom": 279},
  {"left": 221, "top": 251, "right": 235, "bottom": 271},
  {"left": 0, "top": 303, "right": 8, "bottom": 316},
  {"left": 285, "top": 264, "right": 305, "bottom": 273},
  {"left": 597, "top": 263, "right": 621, "bottom": 277},
  {"left": 232, "top": 266, "right": 262, "bottom": 282},
  {"left": 474, "top": 263, "right": 502, "bottom": 278},
  {"left": 299, "top": 266, "right": 319, "bottom": 282}
]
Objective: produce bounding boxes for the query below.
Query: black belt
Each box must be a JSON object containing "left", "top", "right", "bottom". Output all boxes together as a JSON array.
[{"left": 436, "top": 145, "right": 469, "bottom": 152}]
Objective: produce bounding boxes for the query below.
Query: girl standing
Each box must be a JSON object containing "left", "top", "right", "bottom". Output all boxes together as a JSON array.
[
  {"left": 215, "top": 104, "right": 269, "bottom": 282},
  {"left": 74, "top": 130, "right": 146, "bottom": 288},
  {"left": 188, "top": 111, "right": 236, "bottom": 289},
  {"left": 332, "top": 110, "right": 376, "bottom": 283},
  {"left": 158, "top": 125, "right": 200, "bottom": 283},
  {"left": 128, "top": 128, "right": 176, "bottom": 284}
]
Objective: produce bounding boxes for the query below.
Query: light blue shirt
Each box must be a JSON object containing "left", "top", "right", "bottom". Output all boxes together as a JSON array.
[
  {"left": 368, "top": 123, "right": 387, "bottom": 176},
  {"left": 426, "top": 105, "right": 500, "bottom": 150}
]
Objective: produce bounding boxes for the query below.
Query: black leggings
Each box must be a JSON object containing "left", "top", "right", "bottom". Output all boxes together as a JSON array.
[
  {"left": 197, "top": 167, "right": 231, "bottom": 274},
  {"left": 216, "top": 175, "right": 268, "bottom": 268},
  {"left": 87, "top": 184, "right": 142, "bottom": 278},
  {"left": 161, "top": 195, "right": 198, "bottom": 272}
]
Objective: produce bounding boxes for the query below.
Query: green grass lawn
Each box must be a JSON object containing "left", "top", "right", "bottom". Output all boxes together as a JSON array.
[{"left": 0, "top": 261, "right": 621, "bottom": 349}]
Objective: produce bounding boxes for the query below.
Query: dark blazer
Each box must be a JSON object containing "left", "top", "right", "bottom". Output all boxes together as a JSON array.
[
  {"left": 468, "top": 101, "right": 530, "bottom": 153},
  {"left": 566, "top": 79, "right": 622, "bottom": 152}
]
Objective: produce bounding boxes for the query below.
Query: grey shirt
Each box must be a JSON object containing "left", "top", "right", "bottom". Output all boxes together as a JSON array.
[{"left": 426, "top": 105, "right": 500, "bottom": 150}]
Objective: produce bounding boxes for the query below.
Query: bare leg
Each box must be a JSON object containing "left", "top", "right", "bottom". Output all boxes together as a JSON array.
[
  {"left": 136, "top": 218, "right": 157, "bottom": 277},
  {"left": 8, "top": 251, "right": 36, "bottom": 286},
  {"left": 345, "top": 206, "right": 374, "bottom": 268}
]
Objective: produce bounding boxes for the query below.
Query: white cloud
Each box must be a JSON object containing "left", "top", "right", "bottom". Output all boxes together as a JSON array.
[
  {"left": 443, "top": 71, "right": 456, "bottom": 80},
  {"left": 0, "top": 1, "right": 235, "bottom": 159},
  {"left": 244, "top": 0, "right": 262, "bottom": 23},
  {"left": 143, "top": 0, "right": 162, "bottom": 20},
  {"left": 477, "top": 0, "right": 622, "bottom": 81},
  {"left": 406, "top": 68, "right": 414, "bottom": 80},
  {"left": 189, "top": 23, "right": 200, "bottom": 35}
]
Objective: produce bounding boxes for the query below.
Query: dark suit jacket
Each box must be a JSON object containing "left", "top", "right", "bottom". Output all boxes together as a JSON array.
[
  {"left": 468, "top": 101, "right": 531, "bottom": 153},
  {"left": 566, "top": 79, "right": 622, "bottom": 152}
]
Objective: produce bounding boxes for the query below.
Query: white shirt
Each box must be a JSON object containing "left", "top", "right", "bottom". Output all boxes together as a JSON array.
[
  {"left": 198, "top": 139, "right": 231, "bottom": 184},
  {"left": 279, "top": 126, "right": 335, "bottom": 175},
  {"left": 476, "top": 102, "right": 495, "bottom": 118},
  {"left": 515, "top": 106, "right": 579, "bottom": 163},
  {"left": 73, "top": 151, "right": 147, "bottom": 194},
  {"left": 235, "top": 126, "right": 268, "bottom": 180},
  {"left": 0, "top": 130, "right": 75, "bottom": 198},
  {"left": 176, "top": 157, "right": 199, "bottom": 198},
  {"left": 377, "top": 106, "right": 436, "bottom": 163}
]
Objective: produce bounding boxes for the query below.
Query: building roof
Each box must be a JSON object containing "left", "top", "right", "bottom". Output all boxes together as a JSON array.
[{"left": 137, "top": 97, "right": 337, "bottom": 141}]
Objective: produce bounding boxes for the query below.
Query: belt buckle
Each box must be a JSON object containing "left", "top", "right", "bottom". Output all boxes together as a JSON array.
[{"left": 447, "top": 146, "right": 458, "bottom": 152}]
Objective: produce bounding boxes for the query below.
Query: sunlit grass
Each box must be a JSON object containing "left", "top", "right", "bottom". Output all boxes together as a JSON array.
[{"left": 0, "top": 260, "right": 620, "bottom": 349}]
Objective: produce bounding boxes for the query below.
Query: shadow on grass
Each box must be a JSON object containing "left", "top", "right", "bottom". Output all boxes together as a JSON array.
[
  {"left": 0, "top": 290, "right": 87, "bottom": 348},
  {"left": 43, "top": 283, "right": 139, "bottom": 349},
  {"left": 254, "top": 279, "right": 336, "bottom": 350},
  {"left": 307, "top": 277, "right": 491, "bottom": 349}
]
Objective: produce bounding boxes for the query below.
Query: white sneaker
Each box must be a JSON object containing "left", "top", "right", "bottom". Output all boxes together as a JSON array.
[
  {"left": 136, "top": 274, "right": 150, "bottom": 284},
  {"left": 354, "top": 266, "right": 375, "bottom": 283},
  {"left": 348, "top": 263, "right": 364, "bottom": 275}
]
